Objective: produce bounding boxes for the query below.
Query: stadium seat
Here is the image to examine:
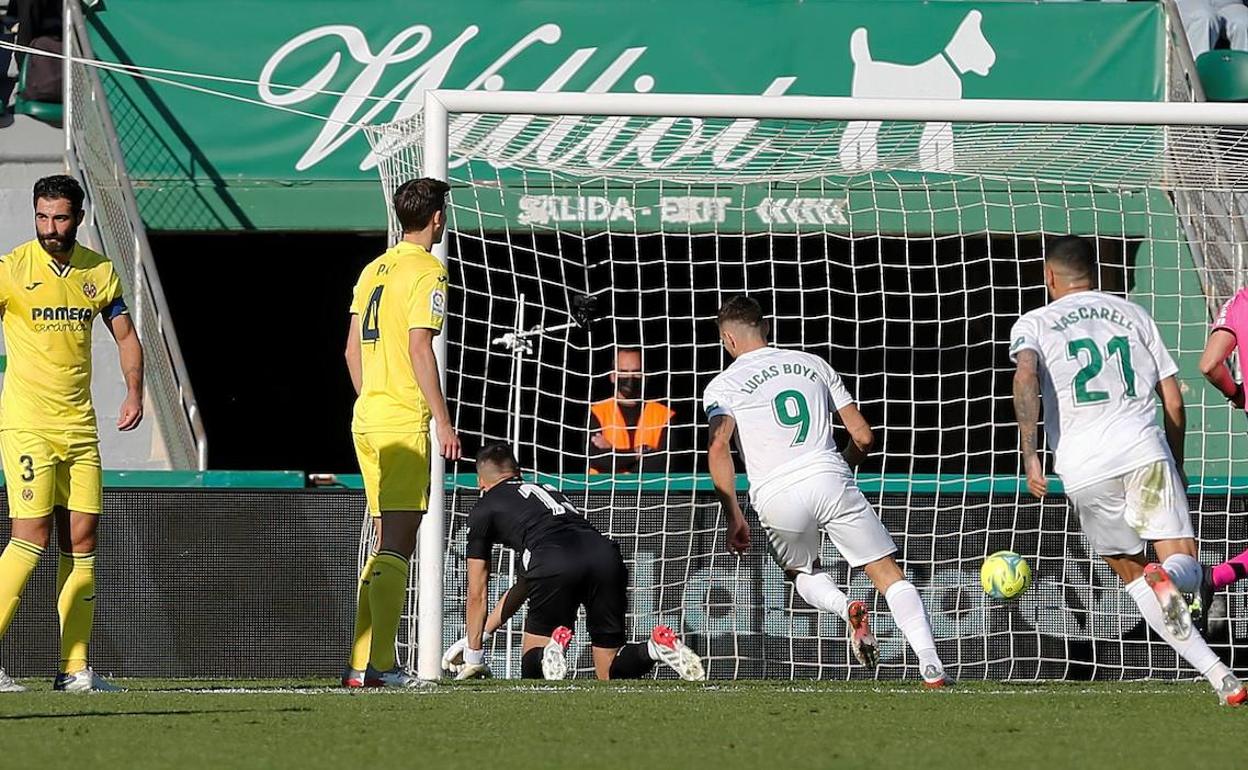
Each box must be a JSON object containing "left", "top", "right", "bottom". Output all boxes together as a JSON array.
[
  {"left": 1197, "top": 49, "right": 1248, "bottom": 102},
  {"left": 12, "top": 52, "right": 61, "bottom": 125}
]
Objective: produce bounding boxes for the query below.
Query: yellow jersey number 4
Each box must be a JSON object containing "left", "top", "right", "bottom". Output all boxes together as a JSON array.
[{"left": 361, "top": 286, "right": 383, "bottom": 342}]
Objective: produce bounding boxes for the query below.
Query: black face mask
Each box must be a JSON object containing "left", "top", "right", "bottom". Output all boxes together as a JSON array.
[{"left": 617, "top": 376, "right": 642, "bottom": 399}]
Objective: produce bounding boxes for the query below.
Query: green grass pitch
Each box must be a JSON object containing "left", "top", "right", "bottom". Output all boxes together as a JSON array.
[{"left": 0, "top": 679, "right": 1241, "bottom": 768}]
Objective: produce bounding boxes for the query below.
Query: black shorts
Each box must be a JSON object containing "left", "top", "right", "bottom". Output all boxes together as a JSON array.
[{"left": 523, "top": 535, "right": 628, "bottom": 648}]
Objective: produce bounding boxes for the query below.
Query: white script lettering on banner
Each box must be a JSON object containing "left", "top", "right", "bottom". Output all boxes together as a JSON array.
[{"left": 257, "top": 24, "right": 797, "bottom": 173}]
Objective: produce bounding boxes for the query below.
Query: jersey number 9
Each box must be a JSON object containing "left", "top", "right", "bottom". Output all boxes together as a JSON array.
[{"left": 772, "top": 389, "right": 811, "bottom": 446}]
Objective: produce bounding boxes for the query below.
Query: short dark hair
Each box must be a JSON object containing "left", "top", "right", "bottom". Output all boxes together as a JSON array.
[
  {"left": 394, "top": 178, "right": 450, "bottom": 233},
  {"left": 717, "top": 296, "right": 769, "bottom": 335},
  {"left": 476, "top": 443, "right": 520, "bottom": 475},
  {"left": 33, "top": 175, "right": 85, "bottom": 213},
  {"left": 1045, "top": 235, "right": 1097, "bottom": 280}
]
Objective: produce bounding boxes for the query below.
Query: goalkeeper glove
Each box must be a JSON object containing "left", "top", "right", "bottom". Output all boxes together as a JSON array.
[
  {"left": 454, "top": 646, "right": 489, "bottom": 679},
  {"left": 442, "top": 632, "right": 490, "bottom": 673}
]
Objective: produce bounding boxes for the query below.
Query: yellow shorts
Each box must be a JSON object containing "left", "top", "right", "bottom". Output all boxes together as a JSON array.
[
  {"left": 0, "top": 430, "right": 102, "bottom": 518},
  {"left": 352, "top": 432, "right": 431, "bottom": 516}
]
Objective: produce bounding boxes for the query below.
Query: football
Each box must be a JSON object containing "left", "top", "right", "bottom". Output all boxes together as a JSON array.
[{"left": 981, "top": 551, "right": 1032, "bottom": 600}]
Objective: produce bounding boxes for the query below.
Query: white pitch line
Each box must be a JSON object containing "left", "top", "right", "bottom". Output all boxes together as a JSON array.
[{"left": 155, "top": 684, "right": 1198, "bottom": 697}]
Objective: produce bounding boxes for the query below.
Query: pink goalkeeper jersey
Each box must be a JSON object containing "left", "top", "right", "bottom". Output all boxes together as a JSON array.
[{"left": 1213, "top": 288, "right": 1248, "bottom": 411}]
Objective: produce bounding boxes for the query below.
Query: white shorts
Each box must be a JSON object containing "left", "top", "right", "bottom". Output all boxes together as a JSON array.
[
  {"left": 753, "top": 471, "right": 897, "bottom": 571},
  {"left": 1065, "top": 460, "right": 1194, "bottom": 556}
]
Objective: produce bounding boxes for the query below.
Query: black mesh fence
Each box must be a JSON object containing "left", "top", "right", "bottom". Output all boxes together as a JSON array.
[
  {"left": 0, "top": 486, "right": 1245, "bottom": 680},
  {"left": 0, "top": 489, "right": 360, "bottom": 678}
]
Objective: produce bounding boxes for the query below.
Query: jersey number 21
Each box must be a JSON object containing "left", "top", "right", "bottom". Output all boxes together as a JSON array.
[{"left": 1067, "top": 335, "right": 1137, "bottom": 404}]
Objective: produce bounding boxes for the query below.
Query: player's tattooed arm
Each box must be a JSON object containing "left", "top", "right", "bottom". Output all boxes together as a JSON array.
[
  {"left": 836, "top": 403, "right": 875, "bottom": 467},
  {"left": 707, "top": 414, "right": 750, "bottom": 553},
  {"left": 1012, "top": 349, "right": 1046, "bottom": 498}
]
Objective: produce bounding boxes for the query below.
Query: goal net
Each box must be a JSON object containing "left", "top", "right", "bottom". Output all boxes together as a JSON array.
[{"left": 364, "top": 93, "right": 1248, "bottom": 681}]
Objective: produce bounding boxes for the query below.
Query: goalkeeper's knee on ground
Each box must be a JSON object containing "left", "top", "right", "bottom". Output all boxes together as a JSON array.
[
  {"left": 521, "top": 647, "right": 543, "bottom": 679},
  {"left": 608, "top": 643, "right": 656, "bottom": 679}
]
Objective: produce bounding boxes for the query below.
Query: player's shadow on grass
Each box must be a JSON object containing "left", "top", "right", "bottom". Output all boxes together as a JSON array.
[{"left": 0, "top": 707, "right": 311, "bottom": 721}]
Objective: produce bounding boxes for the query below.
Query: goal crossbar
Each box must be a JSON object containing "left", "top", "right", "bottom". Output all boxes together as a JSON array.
[{"left": 422, "top": 91, "right": 1248, "bottom": 125}]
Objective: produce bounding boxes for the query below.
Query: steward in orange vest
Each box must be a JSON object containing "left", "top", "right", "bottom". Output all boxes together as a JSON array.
[{"left": 588, "top": 350, "right": 674, "bottom": 473}]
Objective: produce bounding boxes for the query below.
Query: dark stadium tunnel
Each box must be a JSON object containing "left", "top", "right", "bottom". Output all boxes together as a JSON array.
[{"left": 151, "top": 231, "right": 386, "bottom": 473}]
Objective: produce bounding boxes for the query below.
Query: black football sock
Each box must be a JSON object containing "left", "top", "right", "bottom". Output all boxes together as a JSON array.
[
  {"left": 521, "top": 647, "right": 544, "bottom": 679},
  {"left": 608, "top": 643, "right": 656, "bottom": 679}
]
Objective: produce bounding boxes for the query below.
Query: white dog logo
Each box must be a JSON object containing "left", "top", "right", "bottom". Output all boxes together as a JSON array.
[{"left": 838, "top": 10, "right": 996, "bottom": 172}]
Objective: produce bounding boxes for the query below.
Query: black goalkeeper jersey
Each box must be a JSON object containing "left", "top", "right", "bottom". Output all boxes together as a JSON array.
[{"left": 464, "top": 477, "right": 607, "bottom": 565}]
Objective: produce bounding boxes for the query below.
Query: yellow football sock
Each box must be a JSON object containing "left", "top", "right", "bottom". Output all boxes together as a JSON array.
[
  {"left": 0, "top": 538, "right": 43, "bottom": 639},
  {"left": 349, "top": 553, "right": 378, "bottom": 671},
  {"left": 57, "top": 551, "right": 95, "bottom": 674},
  {"left": 368, "top": 551, "right": 409, "bottom": 672}
]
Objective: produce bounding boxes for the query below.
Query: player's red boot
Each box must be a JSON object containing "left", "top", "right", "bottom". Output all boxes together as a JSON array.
[
  {"left": 1144, "top": 563, "right": 1193, "bottom": 640},
  {"left": 542, "top": 626, "right": 574, "bottom": 680},
  {"left": 922, "top": 665, "right": 953, "bottom": 689},
  {"left": 341, "top": 665, "right": 384, "bottom": 688},
  {"left": 847, "top": 601, "right": 879, "bottom": 669},
  {"left": 1218, "top": 674, "right": 1248, "bottom": 706}
]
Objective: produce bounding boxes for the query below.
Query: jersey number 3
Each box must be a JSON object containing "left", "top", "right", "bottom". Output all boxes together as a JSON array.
[{"left": 361, "top": 286, "right": 383, "bottom": 342}]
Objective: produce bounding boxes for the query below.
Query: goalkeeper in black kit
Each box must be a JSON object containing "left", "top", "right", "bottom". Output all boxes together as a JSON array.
[{"left": 443, "top": 444, "right": 705, "bottom": 681}]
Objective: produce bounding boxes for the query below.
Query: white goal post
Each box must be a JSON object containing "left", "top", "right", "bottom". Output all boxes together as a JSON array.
[{"left": 367, "top": 91, "right": 1248, "bottom": 682}]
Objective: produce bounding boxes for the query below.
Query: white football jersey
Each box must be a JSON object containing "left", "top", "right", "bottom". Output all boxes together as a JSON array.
[
  {"left": 1009, "top": 290, "right": 1179, "bottom": 492},
  {"left": 704, "top": 346, "right": 855, "bottom": 502}
]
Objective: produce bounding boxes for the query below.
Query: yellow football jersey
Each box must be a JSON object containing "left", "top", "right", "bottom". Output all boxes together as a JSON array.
[
  {"left": 350, "top": 241, "right": 447, "bottom": 433},
  {"left": 0, "top": 240, "right": 126, "bottom": 435}
]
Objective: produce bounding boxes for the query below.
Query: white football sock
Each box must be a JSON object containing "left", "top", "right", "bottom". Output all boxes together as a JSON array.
[
  {"left": 1125, "top": 576, "right": 1228, "bottom": 688},
  {"left": 793, "top": 572, "right": 849, "bottom": 621},
  {"left": 884, "top": 580, "right": 943, "bottom": 673},
  {"left": 1161, "top": 554, "right": 1201, "bottom": 594}
]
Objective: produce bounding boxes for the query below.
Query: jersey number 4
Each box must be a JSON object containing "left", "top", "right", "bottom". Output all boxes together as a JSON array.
[
  {"left": 361, "top": 286, "right": 383, "bottom": 342},
  {"left": 1067, "top": 335, "right": 1137, "bottom": 404}
]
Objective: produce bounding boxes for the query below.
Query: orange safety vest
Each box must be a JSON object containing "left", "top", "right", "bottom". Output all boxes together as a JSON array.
[{"left": 590, "top": 398, "right": 674, "bottom": 460}]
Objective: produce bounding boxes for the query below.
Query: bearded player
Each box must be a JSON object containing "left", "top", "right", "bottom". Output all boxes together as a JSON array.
[
  {"left": 704, "top": 296, "right": 949, "bottom": 687},
  {"left": 1011, "top": 235, "right": 1245, "bottom": 706},
  {"left": 0, "top": 175, "right": 144, "bottom": 693},
  {"left": 442, "top": 443, "right": 703, "bottom": 681}
]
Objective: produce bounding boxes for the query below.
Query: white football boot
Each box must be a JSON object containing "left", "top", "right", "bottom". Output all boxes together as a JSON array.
[
  {"left": 847, "top": 601, "right": 880, "bottom": 669},
  {"left": 53, "top": 667, "right": 124, "bottom": 692},
  {"left": 0, "top": 668, "right": 26, "bottom": 693},
  {"left": 650, "top": 625, "right": 705, "bottom": 681},
  {"left": 1144, "top": 563, "right": 1192, "bottom": 640},
  {"left": 373, "top": 667, "right": 436, "bottom": 689},
  {"left": 541, "top": 626, "right": 574, "bottom": 680}
]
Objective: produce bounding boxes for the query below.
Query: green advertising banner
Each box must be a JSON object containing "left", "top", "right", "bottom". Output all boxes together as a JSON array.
[{"left": 86, "top": 0, "right": 1167, "bottom": 232}]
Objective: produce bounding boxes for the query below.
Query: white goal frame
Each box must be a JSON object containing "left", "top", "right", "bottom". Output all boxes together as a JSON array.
[{"left": 412, "top": 90, "right": 1248, "bottom": 681}]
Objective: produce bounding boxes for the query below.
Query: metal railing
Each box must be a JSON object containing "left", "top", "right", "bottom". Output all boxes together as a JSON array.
[{"left": 64, "top": 0, "right": 206, "bottom": 469}]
